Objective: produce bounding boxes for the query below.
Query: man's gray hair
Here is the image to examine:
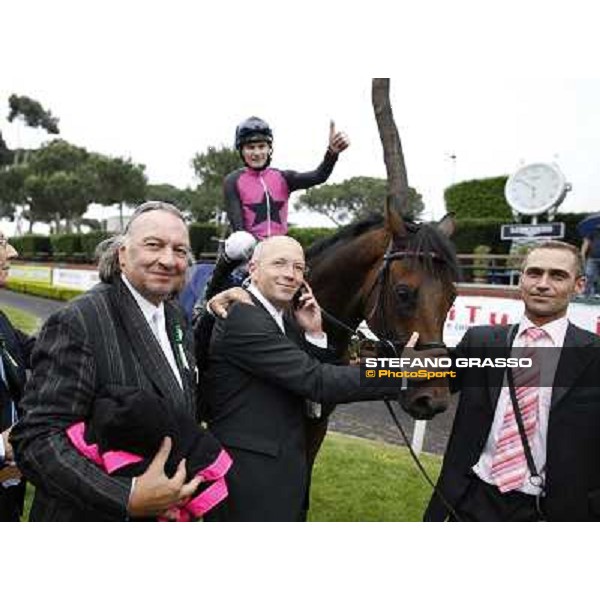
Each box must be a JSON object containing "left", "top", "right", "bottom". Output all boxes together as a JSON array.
[
  {"left": 96, "top": 202, "right": 193, "bottom": 283},
  {"left": 96, "top": 235, "right": 124, "bottom": 283},
  {"left": 123, "top": 201, "right": 187, "bottom": 236}
]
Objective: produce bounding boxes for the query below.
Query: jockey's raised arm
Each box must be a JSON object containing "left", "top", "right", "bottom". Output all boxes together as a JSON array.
[{"left": 207, "top": 116, "right": 350, "bottom": 301}]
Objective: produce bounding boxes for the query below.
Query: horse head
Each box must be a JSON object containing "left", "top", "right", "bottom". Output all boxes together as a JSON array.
[
  {"left": 306, "top": 200, "right": 458, "bottom": 421},
  {"left": 363, "top": 197, "right": 458, "bottom": 420}
]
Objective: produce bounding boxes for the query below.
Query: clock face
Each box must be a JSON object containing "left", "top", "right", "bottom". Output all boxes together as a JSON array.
[{"left": 504, "top": 163, "right": 566, "bottom": 215}]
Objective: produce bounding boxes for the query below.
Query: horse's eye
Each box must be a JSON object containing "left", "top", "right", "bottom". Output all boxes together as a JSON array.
[{"left": 395, "top": 284, "right": 414, "bottom": 303}]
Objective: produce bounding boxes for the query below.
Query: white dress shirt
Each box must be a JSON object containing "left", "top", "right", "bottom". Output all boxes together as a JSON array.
[
  {"left": 247, "top": 283, "right": 328, "bottom": 348},
  {"left": 472, "top": 315, "right": 568, "bottom": 495},
  {"left": 122, "top": 275, "right": 183, "bottom": 389}
]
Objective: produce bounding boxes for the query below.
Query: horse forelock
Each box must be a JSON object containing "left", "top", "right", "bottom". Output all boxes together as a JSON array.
[{"left": 399, "top": 223, "right": 460, "bottom": 282}]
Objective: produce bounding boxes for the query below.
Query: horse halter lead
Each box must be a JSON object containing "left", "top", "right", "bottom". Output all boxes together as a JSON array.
[{"left": 318, "top": 236, "right": 463, "bottom": 521}]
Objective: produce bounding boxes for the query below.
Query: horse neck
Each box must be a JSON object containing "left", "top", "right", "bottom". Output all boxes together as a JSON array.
[{"left": 309, "top": 229, "right": 389, "bottom": 355}]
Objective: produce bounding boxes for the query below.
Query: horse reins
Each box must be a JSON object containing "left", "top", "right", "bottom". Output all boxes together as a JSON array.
[{"left": 318, "top": 239, "right": 464, "bottom": 521}]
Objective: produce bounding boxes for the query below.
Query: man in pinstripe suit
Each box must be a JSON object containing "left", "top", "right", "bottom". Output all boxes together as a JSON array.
[{"left": 11, "top": 202, "right": 205, "bottom": 521}]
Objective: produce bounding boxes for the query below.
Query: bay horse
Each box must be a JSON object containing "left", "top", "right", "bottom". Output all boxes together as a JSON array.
[{"left": 304, "top": 199, "right": 459, "bottom": 465}]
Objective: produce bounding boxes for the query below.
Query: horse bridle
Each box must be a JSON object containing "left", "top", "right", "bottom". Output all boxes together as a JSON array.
[
  {"left": 319, "top": 240, "right": 447, "bottom": 344},
  {"left": 319, "top": 237, "right": 463, "bottom": 521},
  {"left": 363, "top": 238, "right": 453, "bottom": 349}
]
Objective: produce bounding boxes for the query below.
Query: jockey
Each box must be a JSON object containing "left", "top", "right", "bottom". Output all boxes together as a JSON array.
[{"left": 204, "top": 116, "right": 350, "bottom": 299}]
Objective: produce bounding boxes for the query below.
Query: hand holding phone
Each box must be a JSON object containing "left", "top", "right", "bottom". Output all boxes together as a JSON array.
[
  {"left": 292, "top": 281, "right": 324, "bottom": 337},
  {"left": 292, "top": 283, "right": 308, "bottom": 310}
]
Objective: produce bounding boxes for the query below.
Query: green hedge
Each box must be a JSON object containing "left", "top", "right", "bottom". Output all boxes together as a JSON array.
[
  {"left": 445, "top": 176, "right": 512, "bottom": 219},
  {"left": 288, "top": 227, "right": 336, "bottom": 249},
  {"left": 50, "top": 233, "right": 83, "bottom": 256},
  {"left": 453, "top": 212, "right": 587, "bottom": 254},
  {"left": 189, "top": 223, "right": 218, "bottom": 257},
  {"left": 6, "top": 279, "right": 83, "bottom": 301},
  {"left": 80, "top": 231, "right": 113, "bottom": 260},
  {"left": 186, "top": 225, "right": 336, "bottom": 256},
  {"left": 7, "top": 213, "right": 587, "bottom": 262},
  {"left": 453, "top": 218, "right": 510, "bottom": 254},
  {"left": 8, "top": 237, "right": 24, "bottom": 256},
  {"left": 12, "top": 235, "right": 52, "bottom": 258}
]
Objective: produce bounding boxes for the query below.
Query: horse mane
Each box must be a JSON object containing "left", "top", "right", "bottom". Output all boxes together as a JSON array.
[
  {"left": 305, "top": 213, "right": 384, "bottom": 260},
  {"left": 306, "top": 213, "right": 460, "bottom": 281}
]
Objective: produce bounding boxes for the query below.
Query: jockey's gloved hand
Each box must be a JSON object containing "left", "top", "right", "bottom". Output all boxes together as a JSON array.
[{"left": 224, "top": 231, "right": 257, "bottom": 262}]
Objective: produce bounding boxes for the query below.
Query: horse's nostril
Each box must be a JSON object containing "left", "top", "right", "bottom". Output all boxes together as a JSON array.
[
  {"left": 410, "top": 394, "right": 447, "bottom": 419},
  {"left": 413, "top": 394, "right": 432, "bottom": 412}
]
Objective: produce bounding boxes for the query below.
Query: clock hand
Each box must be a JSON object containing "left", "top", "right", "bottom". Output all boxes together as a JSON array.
[{"left": 515, "top": 178, "right": 534, "bottom": 191}]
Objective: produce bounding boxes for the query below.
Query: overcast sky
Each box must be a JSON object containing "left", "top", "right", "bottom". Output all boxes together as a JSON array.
[{"left": 2, "top": 1, "right": 599, "bottom": 233}]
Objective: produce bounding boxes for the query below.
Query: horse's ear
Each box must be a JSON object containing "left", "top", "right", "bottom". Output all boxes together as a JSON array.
[
  {"left": 437, "top": 213, "right": 456, "bottom": 238},
  {"left": 385, "top": 194, "right": 407, "bottom": 237}
]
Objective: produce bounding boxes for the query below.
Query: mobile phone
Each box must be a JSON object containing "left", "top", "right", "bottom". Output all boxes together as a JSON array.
[{"left": 292, "top": 283, "right": 308, "bottom": 309}]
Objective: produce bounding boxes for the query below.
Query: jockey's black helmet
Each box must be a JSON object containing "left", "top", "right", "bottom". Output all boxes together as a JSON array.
[{"left": 235, "top": 117, "right": 273, "bottom": 150}]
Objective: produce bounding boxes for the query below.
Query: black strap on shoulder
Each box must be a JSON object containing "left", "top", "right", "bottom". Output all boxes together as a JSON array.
[
  {"left": 505, "top": 323, "right": 543, "bottom": 489},
  {"left": 505, "top": 366, "right": 543, "bottom": 490},
  {"left": 504, "top": 324, "right": 547, "bottom": 519}
]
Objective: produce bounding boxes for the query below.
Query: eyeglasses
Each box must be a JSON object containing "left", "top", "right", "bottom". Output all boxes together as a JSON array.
[{"left": 265, "top": 259, "right": 308, "bottom": 277}]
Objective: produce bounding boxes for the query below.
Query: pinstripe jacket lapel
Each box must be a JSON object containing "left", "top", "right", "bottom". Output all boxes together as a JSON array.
[
  {"left": 110, "top": 277, "right": 186, "bottom": 409},
  {"left": 164, "top": 303, "right": 197, "bottom": 416}
]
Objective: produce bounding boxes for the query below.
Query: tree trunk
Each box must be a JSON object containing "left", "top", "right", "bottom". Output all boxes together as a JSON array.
[{"left": 371, "top": 78, "right": 411, "bottom": 215}]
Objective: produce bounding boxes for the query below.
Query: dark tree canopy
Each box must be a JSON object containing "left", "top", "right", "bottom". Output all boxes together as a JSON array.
[
  {"left": 89, "top": 154, "right": 147, "bottom": 208},
  {"left": 190, "top": 145, "right": 242, "bottom": 222},
  {"left": 7, "top": 94, "right": 60, "bottom": 134},
  {"left": 24, "top": 140, "right": 96, "bottom": 231},
  {"left": 0, "top": 165, "right": 27, "bottom": 219},
  {"left": 146, "top": 183, "right": 199, "bottom": 215},
  {"left": 296, "top": 176, "right": 424, "bottom": 226},
  {"left": 0, "top": 131, "right": 13, "bottom": 167}
]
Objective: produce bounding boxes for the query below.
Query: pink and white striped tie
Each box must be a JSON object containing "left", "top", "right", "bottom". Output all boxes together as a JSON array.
[{"left": 491, "top": 327, "right": 546, "bottom": 493}]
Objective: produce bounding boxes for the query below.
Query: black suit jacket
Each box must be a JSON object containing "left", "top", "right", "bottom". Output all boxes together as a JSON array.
[
  {"left": 424, "top": 322, "right": 600, "bottom": 522},
  {"left": 203, "top": 298, "right": 390, "bottom": 521},
  {"left": 0, "top": 310, "right": 34, "bottom": 521},
  {"left": 11, "top": 276, "right": 197, "bottom": 521}
]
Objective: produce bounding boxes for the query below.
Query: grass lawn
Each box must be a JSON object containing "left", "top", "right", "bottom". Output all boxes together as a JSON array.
[
  {"left": 309, "top": 432, "right": 441, "bottom": 521},
  {"left": 0, "top": 304, "right": 40, "bottom": 335}
]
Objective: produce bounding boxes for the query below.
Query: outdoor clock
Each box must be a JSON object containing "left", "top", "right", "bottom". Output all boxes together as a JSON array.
[{"left": 504, "top": 163, "right": 569, "bottom": 216}]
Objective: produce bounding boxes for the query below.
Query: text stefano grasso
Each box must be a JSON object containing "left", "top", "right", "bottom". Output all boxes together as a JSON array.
[{"left": 363, "top": 357, "right": 533, "bottom": 369}]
